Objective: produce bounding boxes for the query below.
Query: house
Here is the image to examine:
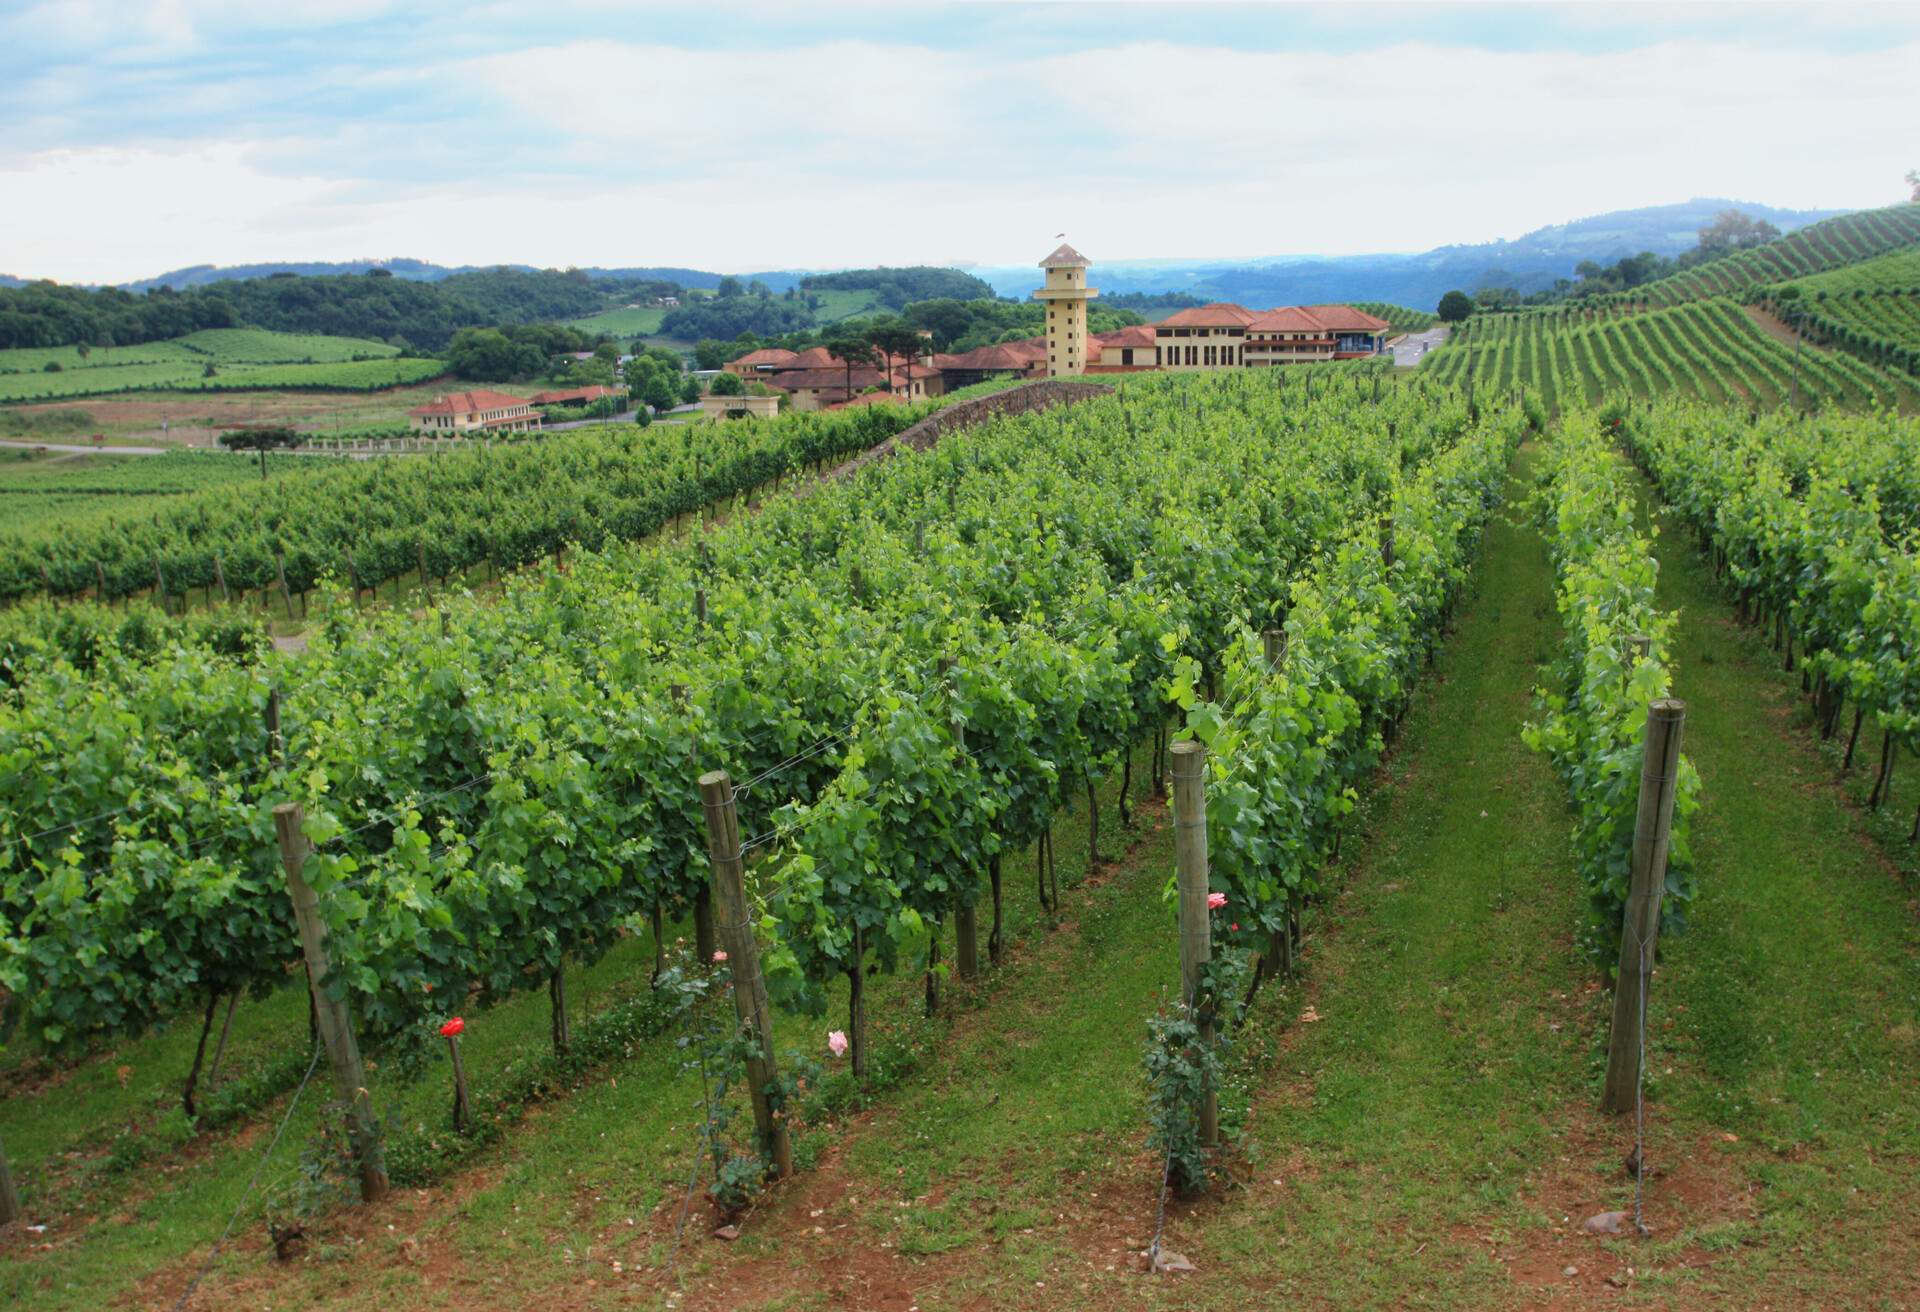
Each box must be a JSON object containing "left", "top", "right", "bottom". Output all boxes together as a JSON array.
[
  {"left": 1302, "top": 305, "right": 1397, "bottom": 358},
  {"left": 764, "top": 365, "right": 892, "bottom": 411},
  {"left": 930, "top": 339, "right": 1048, "bottom": 389},
  {"left": 526, "top": 385, "right": 626, "bottom": 406},
  {"left": 724, "top": 347, "right": 800, "bottom": 378},
  {"left": 1093, "top": 323, "right": 1159, "bottom": 369},
  {"left": 406, "top": 390, "right": 541, "bottom": 434}
]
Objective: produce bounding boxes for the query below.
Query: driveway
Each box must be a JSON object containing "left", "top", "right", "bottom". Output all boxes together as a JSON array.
[{"left": 1391, "top": 324, "right": 1450, "bottom": 366}]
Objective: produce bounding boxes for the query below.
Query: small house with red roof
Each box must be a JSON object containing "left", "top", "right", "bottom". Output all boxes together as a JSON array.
[{"left": 407, "top": 390, "right": 541, "bottom": 434}]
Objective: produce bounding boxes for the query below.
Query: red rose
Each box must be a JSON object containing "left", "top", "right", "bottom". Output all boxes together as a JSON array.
[{"left": 440, "top": 1017, "right": 465, "bottom": 1038}]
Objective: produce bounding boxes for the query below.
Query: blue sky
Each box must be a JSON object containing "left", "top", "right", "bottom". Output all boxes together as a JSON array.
[{"left": 4, "top": 1, "right": 1918, "bottom": 283}]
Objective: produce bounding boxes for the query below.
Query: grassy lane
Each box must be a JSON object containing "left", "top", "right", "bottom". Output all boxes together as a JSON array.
[
  {"left": 1630, "top": 479, "right": 1920, "bottom": 1308},
  {"left": 1176, "top": 447, "right": 1604, "bottom": 1309}
]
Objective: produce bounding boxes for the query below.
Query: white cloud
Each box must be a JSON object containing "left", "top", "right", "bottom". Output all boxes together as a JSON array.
[{"left": 4, "top": 27, "right": 1918, "bottom": 281}]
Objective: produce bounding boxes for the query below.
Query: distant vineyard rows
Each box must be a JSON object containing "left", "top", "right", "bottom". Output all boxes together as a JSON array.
[{"left": 1420, "top": 296, "right": 1917, "bottom": 412}]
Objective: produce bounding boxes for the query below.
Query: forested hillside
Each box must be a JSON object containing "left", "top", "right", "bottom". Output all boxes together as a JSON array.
[{"left": 0, "top": 269, "right": 607, "bottom": 352}]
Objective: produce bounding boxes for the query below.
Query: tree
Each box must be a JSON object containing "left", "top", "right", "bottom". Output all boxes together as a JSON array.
[
  {"left": 692, "top": 339, "right": 733, "bottom": 371},
  {"left": 1437, "top": 290, "right": 1474, "bottom": 323},
  {"left": 716, "top": 275, "right": 743, "bottom": 300},
  {"left": 634, "top": 406, "right": 652, "bottom": 429},
  {"left": 448, "top": 327, "right": 544, "bottom": 381},
  {"left": 709, "top": 371, "right": 745, "bottom": 397},
  {"left": 866, "top": 320, "right": 926, "bottom": 397},
  {"left": 679, "top": 376, "right": 702, "bottom": 406},
  {"left": 640, "top": 371, "right": 679, "bottom": 415},
  {"left": 1697, "top": 209, "right": 1780, "bottom": 255},
  {"left": 824, "top": 336, "right": 879, "bottom": 400},
  {"left": 217, "top": 424, "right": 303, "bottom": 479},
  {"left": 1908, "top": 169, "right": 1920, "bottom": 202}
]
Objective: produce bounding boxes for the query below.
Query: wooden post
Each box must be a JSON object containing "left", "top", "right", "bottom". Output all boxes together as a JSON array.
[
  {"left": 1262, "top": 627, "right": 1286, "bottom": 671},
  {"left": 697, "top": 771, "right": 794, "bottom": 1179},
  {"left": 1169, "top": 740, "right": 1218, "bottom": 1148},
  {"left": 153, "top": 558, "right": 168, "bottom": 615},
  {"left": 275, "top": 554, "right": 294, "bottom": 619},
  {"left": 447, "top": 1033, "right": 471, "bottom": 1132},
  {"left": 274, "top": 803, "right": 390, "bottom": 1202},
  {"left": 1602, "top": 699, "right": 1687, "bottom": 1115},
  {"left": 0, "top": 1133, "right": 19, "bottom": 1224},
  {"left": 1381, "top": 514, "right": 1395, "bottom": 570},
  {"left": 95, "top": 560, "right": 109, "bottom": 603},
  {"left": 945, "top": 658, "right": 978, "bottom": 981},
  {"left": 417, "top": 539, "right": 431, "bottom": 602},
  {"left": 213, "top": 553, "right": 230, "bottom": 605},
  {"left": 694, "top": 587, "right": 707, "bottom": 631}
]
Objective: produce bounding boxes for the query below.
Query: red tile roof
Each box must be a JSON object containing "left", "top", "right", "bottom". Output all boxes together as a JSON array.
[
  {"left": 526, "top": 385, "right": 622, "bottom": 404},
  {"left": 1159, "top": 302, "right": 1258, "bottom": 328},
  {"left": 407, "top": 390, "right": 534, "bottom": 417},
  {"left": 1040, "top": 243, "right": 1089, "bottom": 268},
  {"left": 766, "top": 367, "right": 889, "bottom": 392},
  {"left": 728, "top": 347, "right": 800, "bottom": 369},
  {"left": 1302, "top": 305, "right": 1391, "bottom": 332},
  {"left": 1093, "top": 324, "right": 1157, "bottom": 349},
  {"left": 935, "top": 339, "right": 1047, "bottom": 372},
  {"left": 1245, "top": 307, "right": 1330, "bottom": 333}
]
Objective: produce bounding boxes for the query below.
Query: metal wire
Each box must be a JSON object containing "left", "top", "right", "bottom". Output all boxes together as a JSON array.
[
  {"left": 171, "top": 1041, "right": 325, "bottom": 1312},
  {"left": 736, "top": 727, "right": 852, "bottom": 794}
]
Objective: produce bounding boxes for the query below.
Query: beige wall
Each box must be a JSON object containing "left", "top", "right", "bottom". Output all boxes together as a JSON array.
[
  {"left": 700, "top": 394, "right": 781, "bottom": 421},
  {"left": 409, "top": 405, "right": 536, "bottom": 433},
  {"left": 1153, "top": 326, "right": 1245, "bottom": 370}
]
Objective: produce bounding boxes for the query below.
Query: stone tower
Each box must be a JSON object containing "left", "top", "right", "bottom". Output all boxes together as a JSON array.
[{"left": 1033, "top": 242, "right": 1097, "bottom": 377}]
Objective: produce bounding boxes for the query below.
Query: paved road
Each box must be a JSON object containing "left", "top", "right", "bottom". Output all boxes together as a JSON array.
[
  {"left": 0, "top": 438, "right": 175, "bottom": 456},
  {"left": 1391, "top": 324, "right": 1450, "bottom": 367}
]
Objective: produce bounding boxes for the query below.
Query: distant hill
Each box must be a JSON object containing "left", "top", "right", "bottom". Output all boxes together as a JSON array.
[{"left": 969, "top": 199, "right": 1848, "bottom": 312}]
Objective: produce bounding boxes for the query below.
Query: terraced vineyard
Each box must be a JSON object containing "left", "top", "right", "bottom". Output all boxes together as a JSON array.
[
  {"left": 1753, "top": 248, "right": 1920, "bottom": 377},
  {"left": 1348, "top": 301, "right": 1438, "bottom": 334},
  {"left": 1619, "top": 203, "right": 1920, "bottom": 309},
  {"left": 1421, "top": 296, "right": 1918, "bottom": 412},
  {"left": 0, "top": 329, "right": 442, "bottom": 402}
]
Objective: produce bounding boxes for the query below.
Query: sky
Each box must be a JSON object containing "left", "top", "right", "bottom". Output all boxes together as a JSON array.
[{"left": 3, "top": 1, "right": 1919, "bottom": 284}]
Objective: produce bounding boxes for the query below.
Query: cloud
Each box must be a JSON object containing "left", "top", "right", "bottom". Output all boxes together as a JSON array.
[{"left": 3, "top": 14, "right": 1918, "bottom": 282}]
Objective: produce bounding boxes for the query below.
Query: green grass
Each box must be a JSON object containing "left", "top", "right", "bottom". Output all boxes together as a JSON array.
[
  {"left": 1627, "top": 472, "right": 1920, "bottom": 1306},
  {"left": 564, "top": 307, "right": 668, "bottom": 339},
  {"left": 808, "top": 289, "right": 885, "bottom": 324}
]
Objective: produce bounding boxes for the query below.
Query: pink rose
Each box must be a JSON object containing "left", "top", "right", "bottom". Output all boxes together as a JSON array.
[
  {"left": 1207, "top": 892, "right": 1227, "bottom": 910},
  {"left": 827, "top": 1030, "right": 849, "bottom": 1058},
  {"left": 712, "top": 950, "right": 728, "bottom": 963}
]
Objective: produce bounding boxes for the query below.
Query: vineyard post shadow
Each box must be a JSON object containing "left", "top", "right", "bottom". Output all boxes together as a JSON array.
[
  {"left": 273, "top": 801, "right": 391, "bottom": 1202},
  {"left": 1170, "top": 740, "right": 1218, "bottom": 1149},
  {"left": 698, "top": 769, "right": 794, "bottom": 1180},
  {"left": 0, "top": 1132, "right": 19, "bottom": 1224},
  {"left": 1602, "top": 698, "right": 1687, "bottom": 1115}
]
